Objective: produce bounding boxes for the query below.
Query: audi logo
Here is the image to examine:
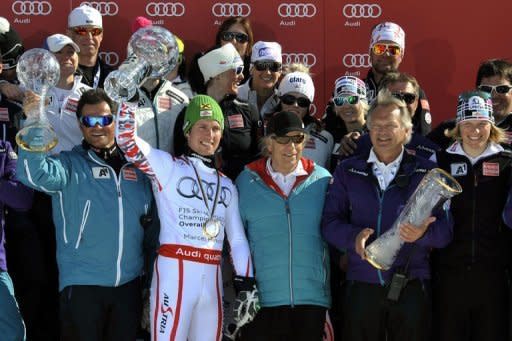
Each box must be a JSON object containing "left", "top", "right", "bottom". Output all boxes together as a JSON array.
[
  {"left": 145, "top": 2, "right": 185, "bottom": 17},
  {"left": 277, "top": 3, "right": 317, "bottom": 18},
  {"left": 177, "top": 176, "right": 232, "bottom": 207},
  {"left": 342, "top": 4, "right": 382, "bottom": 18},
  {"left": 80, "top": 2, "right": 119, "bottom": 16},
  {"left": 211, "top": 3, "right": 251, "bottom": 17},
  {"left": 99, "top": 52, "right": 119, "bottom": 66},
  {"left": 282, "top": 53, "right": 317, "bottom": 68},
  {"left": 12, "top": 0, "right": 52, "bottom": 16},
  {"left": 342, "top": 53, "right": 371, "bottom": 68}
]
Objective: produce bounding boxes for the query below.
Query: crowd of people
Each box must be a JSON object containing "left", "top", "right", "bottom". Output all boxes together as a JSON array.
[{"left": 1, "top": 4, "right": 512, "bottom": 341}]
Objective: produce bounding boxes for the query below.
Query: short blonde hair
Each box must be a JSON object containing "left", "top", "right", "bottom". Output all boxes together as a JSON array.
[{"left": 445, "top": 122, "right": 506, "bottom": 144}]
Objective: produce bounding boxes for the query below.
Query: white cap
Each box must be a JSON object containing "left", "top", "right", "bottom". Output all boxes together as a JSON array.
[
  {"left": 68, "top": 5, "right": 102, "bottom": 28},
  {"left": 278, "top": 72, "right": 315, "bottom": 102},
  {"left": 369, "top": 22, "right": 405, "bottom": 51},
  {"left": 198, "top": 43, "right": 243, "bottom": 84},
  {"left": 251, "top": 41, "right": 282, "bottom": 63},
  {"left": 46, "top": 34, "right": 80, "bottom": 53}
]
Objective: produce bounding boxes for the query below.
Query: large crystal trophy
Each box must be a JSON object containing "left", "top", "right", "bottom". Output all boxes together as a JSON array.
[
  {"left": 365, "top": 168, "right": 462, "bottom": 271},
  {"left": 15, "top": 48, "right": 60, "bottom": 152},
  {"left": 104, "top": 26, "right": 179, "bottom": 102}
]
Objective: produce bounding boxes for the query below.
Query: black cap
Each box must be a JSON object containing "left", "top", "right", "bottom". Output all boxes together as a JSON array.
[
  {"left": 0, "top": 18, "right": 24, "bottom": 70},
  {"left": 266, "top": 111, "right": 306, "bottom": 137}
]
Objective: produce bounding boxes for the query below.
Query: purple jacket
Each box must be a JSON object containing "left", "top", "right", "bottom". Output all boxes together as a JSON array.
[
  {"left": 0, "top": 141, "right": 33, "bottom": 271},
  {"left": 322, "top": 151, "right": 453, "bottom": 284}
]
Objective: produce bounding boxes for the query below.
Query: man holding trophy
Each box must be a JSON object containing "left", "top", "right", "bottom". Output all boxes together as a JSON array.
[{"left": 322, "top": 90, "right": 454, "bottom": 341}]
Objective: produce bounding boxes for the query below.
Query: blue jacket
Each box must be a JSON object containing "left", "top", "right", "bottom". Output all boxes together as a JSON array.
[
  {"left": 236, "top": 157, "right": 331, "bottom": 308},
  {"left": 322, "top": 151, "right": 453, "bottom": 284},
  {"left": 16, "top": 145, "right": 153, "bottom": 290}
]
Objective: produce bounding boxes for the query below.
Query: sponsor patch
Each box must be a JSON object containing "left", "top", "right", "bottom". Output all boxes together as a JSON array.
[
  {"left": 158, "top": 97, "right": 172, "bottom": 111},
  {"left": 482, "top": 162, "right": 499, "bottom": 176},
  {"left": 64, "top": 98, "right": 78, "bottom": 113},
  {"left": 450, "top": 162, "right": 467, "bottom": 176},
  {"left": 0, "top": 108, "right": 9, "bottom": 122},
  {"left": 420, "top": 99, "right": 430, "bottom": 111},
  {"left": 424, "top": 112, "right": 432, "bottom": 125},
  {"left": 92, "top": 167, "right": 111, "bottom": 179},
  {"left": 228, "top": 114, "right": 244, "bottom": 129},
  {"left": 123, "top": 167, "right": 138, "bottom": 181}
]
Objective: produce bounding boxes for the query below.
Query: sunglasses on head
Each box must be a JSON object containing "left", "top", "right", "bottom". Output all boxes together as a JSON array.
[
  {"left": 372, "top": 43, "right": 401, "bottom": 56},
  {"left": 254, "top": 61, "right": 282, "bottom": 73},
  {"left": 478, "top": 84, "right": 512, "bottom": 95},
  {"left": 80, "top": 114, "right": 115, "bottom": 128},
  {"left": 280, "top": 94, "right": 311, "bottom": 108},
  {"left": 272, "top": 134, "right": 305, "bottom": 145},
  {"left": 333, "top": 95, "right": 360, "bottom": 106},
  {"left": 392, "top": 92, "right": 417, "bottom": 105},
  {"left": 220, "top": 31, "right": 249, "bottom": 44},
  {"left": 72, "top": 26, "right": 103, "bottom": 37}
]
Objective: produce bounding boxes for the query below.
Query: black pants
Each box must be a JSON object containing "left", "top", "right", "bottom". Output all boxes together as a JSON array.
[
  {"left": 342, "top": 280, "right": 431, "bottom": 341},
  {"left": 59, "top": 278, "right": 142, "bottom": 341},
  {"left": 240, "top": 305, "right": 326, "bottom": 341},
  {"left": 433, "top": 266, "right": 508, "bottom": 341}
]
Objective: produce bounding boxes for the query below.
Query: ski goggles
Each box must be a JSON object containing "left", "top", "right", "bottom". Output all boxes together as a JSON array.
[
  {"left": 333, "top": 95, "right": 360, "bottom": 106},
  {"left": 372, "top": 43, "right": 402, "bottom": 56},
  {"left": 220, "top": 31, "right": 249, "bottom": 43},
  {"left": 80, "top": 114, "right": 115, "bottom": 128},
  {"left": 272, "top": 134, "right": 305, "bottom": 145},
  {"left": 253, "top": 61, "right": 282, "bottom": 72},
  {"left": 280, "top": 94, "right": 311, "bottom": 108},
  {"left": 478, "top": 84, "right": 512, "bottom": 95},
  {"left": 72, "top": 27, "right": 103, "bottom": 37},
  {"left": 392, "top": 92, "right": 417, "bottom": 105}
]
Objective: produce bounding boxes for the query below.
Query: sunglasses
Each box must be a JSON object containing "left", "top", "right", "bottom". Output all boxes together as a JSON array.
[
  {"left": 333, "top": 95, "right": 360, "bottom": 106},
  {"left": 272, "top": 134, "right": 305, "bottom": 145},
  {"left": 80, "top": 114, "right": 115, "bottom": 128},
  {"left": 392, "top": 92, "right": 417, "bottom": 105},
  {"left": 478, "top": 84, "right": 512, "bottom": 95},
  {"left": 372, "top": 43, "right": 402, "bottom": 56},
  {"left": 280, "top": 94, "right": 311, "bottom": 108},
  {"left": 234, "top": 65, "right": 244, "bottom": 75},
  {"left": 220, "top": 31, "right": 249, "bottom": 44},
  {"left": 72, "top": 26, "right": 103, "bottom": 37},
  {"left": 254, "top": 61, "right": 282, "bottom": 73}
]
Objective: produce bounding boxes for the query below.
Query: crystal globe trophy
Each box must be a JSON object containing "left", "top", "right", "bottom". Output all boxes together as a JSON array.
[
  {"left": 365, "top": 168, "right": 462, "bottom": 270},
  {"left": 15, "top": 48, "right": 60, "bottom": 152},
  {"left": 104, "top": 26, "right": 179, "bottom": 102}
]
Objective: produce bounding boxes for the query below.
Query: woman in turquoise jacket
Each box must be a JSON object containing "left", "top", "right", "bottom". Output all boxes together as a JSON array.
[{"left": 236, "top": 111, "right": 331, "bottom": 341}]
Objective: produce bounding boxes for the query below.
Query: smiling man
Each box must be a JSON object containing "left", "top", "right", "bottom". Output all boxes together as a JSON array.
[{"left": 16, "top": 88, "right": 153, "bottom": 341}]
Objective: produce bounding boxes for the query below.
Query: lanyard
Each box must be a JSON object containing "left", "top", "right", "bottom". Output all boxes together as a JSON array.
[{"left": 189, "top": 158, "right": 221, "bottom": 221}]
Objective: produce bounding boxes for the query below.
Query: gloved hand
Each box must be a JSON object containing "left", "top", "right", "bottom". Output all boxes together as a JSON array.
[
  {"left": 140, "top": 288, "right": 151, "bottom": 332},
  {"left": 224, "top": 276, "right": 260, "bottom": 340}
]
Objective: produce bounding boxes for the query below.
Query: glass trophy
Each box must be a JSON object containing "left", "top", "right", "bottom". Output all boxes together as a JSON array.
[{"left": 15, "top": 48, "right": 60, "bottom": 152}]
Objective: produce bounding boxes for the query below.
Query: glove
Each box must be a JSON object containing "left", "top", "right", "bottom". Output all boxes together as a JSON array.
[
  {"left": 140, "top": 288, "right": 151, "bottom": 332},
  {"left": 224, "top": 276, "right": 260, "bottom": 340}
]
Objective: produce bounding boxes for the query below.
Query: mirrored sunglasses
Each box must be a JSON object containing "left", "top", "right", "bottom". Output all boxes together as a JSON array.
[
  {"left": 372, "top": 43, "right": 401, "bottom": 56},
  {"left": 478, "top": 84, "right": 512, "bottom": 95},
  {"left": 220, "top": 31, "right": 249, "bottom": 43},
  {"left": 72, "top": 27, "right": 103, "bottom": 37},
  {"left": 254, "top": 61, "right": 282, "bottom": 72},
  {"left": 392, "top": 92, "right": 417, "bottom": 105},
  {"left": 280, "top": 94, "right": 311, "bottom": 108},
  {"left": 333, "top": 95, "right": 360, "bottom": 106},
  {"left": 272, "top": 134, "right": 305, "bottom": 145},
  {"left": 80, "top": 114, "right": 115, "bottom": 128}
]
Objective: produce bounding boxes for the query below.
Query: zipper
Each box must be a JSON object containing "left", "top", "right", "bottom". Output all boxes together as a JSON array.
[
  {"left": 471, "top": 173, "right": 477, "bottom": 263},
  {"left": 376, "top": 187, "right": 386, "bottom": 286},
  {"left": 285, "top": 200, "right": 294, "bottom": 307},
  {"left": 75, "top": 200, "right": 91, "bottom": 249},
  {"left": 88, "top": 151, "right": 125, "bottom": 286}
]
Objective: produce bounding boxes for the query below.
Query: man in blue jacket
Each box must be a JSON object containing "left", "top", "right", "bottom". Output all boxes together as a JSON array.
[
  {"left": 322, "top": 90, "right": 453, "bottom": 341},
  {"left": 16, "top": 88, "right": 153, "bottom": 341}
]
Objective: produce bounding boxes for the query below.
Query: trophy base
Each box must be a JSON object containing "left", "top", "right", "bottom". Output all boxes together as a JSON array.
[
  {"left": 16, "top": 124, "right": 58, "bottom": 152},
  {"left": 365, "top": 251, "right": 390, "bottom": 271}
]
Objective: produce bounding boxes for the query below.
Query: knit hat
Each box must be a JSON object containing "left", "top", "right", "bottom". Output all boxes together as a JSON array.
[
  {"left": 278, "top": 72, "right": 315, "bottom": 102},
  {"left": 131, "top": 16, "right": 152, "bottom": 33},
  {"left": 183, "top": 95, "right": 224, "bottom": 133},
  {"left": 68, "top": 5, "right": 102, "bottom": 28},
  {"left": 267, "top": 111, "right": 305, "bottom": 137},
  {"left": 251, "top": 41, "right": 282, "bottom": 63},
  {"left": 0, "top": 17, "right": 24, "bottom": 70},
  {"left": 198, "top": 43, "right": 243, "bottom": 84},
  {"left": 369, "top": 22, "right": 405, "bottom": 52},
  {"left": 333, "top": 76, "right": 367, "bottom": 99},
  {"left": 456, "top": 91, "right": 494, "bottom": 124},
  {"left": 45, "top": 34, "right": 80, "bottom": 53}
]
